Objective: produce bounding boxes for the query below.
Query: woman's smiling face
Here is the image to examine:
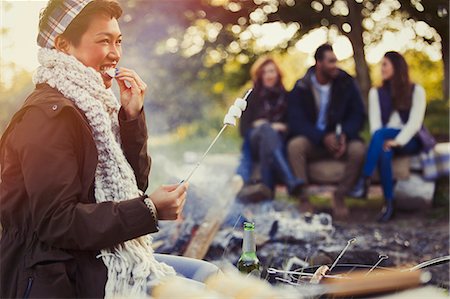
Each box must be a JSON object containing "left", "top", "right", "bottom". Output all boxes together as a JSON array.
[{"left": 64, "top": 14, "right": 122, "bottom": 88}]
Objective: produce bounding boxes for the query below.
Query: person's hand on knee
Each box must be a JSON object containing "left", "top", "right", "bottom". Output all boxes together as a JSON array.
[
  {"left": 323, "top": 133, "right": 339, "bottom": 155},
  {"left": 149, "top": 183, "right": 189, "bottom": 220},
  {"left": 383, "top": 139, "right": 400, "bottom": 151},
  {"left": 334, "top": 134, "right": 347, "bottom": 158}
]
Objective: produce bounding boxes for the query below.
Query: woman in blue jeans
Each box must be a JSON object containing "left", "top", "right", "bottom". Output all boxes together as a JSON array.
[
  {"left": 233, "top": 57, "right": 303, "bottom": 201},
  {"left": 360, "top": 51, "right": 426, "bottom": 222}
]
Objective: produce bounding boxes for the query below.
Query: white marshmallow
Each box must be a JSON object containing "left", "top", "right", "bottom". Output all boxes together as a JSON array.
[
  {"left": 234, "top": 98, "right": 247, "bottom": 111},
  {"left": 105, "top": 68, "right": 116, "bottom": 78},
  {"left": 223, "top": 114, "right": 237, "bottom": 126},
  {"left": 228, "top": 105, "right": 242, "bottom": 118}
]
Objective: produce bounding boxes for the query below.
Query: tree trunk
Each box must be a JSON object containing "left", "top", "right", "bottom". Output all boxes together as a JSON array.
[
  {"left": 346, "top": 0, "right": 371, "bottom": 106},
  {"left": 442, "top": 35, "right": 449, "bottom": 100}
]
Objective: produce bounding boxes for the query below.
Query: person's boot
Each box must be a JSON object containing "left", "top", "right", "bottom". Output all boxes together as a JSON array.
[
  {"left": 378, "top": 198, "right": 395, "bottom": 222},
  {"left": 237, "top": 183, "right": 273, "bottom": 203},
  {"left": 273, "top": 149, "right": 304, "bottom": 196},
  {"left": 347, "top": 177, "right": 370, "bottom": 199},
  {"left": 332, "top": 194, "right": 350, "bottom": 220}
]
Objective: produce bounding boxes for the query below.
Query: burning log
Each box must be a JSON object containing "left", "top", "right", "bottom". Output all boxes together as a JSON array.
[{"left": 323, "top": 268, "right": 431, "bottom": 298}]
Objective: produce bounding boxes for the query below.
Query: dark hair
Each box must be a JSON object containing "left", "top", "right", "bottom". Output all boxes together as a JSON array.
[
  {"left": 250, "top": 56, "right": 285, "bottom": 93},
  {"left": 314, "top": 44, "right": 334, "bottom": 62},
  {"left": 39, "top": 0, "right": 122, "bottom": 47},
  {"left": 383, "top": 51, "right": 413, "bottom": 111}
]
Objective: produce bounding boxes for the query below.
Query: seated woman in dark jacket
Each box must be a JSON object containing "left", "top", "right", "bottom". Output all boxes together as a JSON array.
[{"left": 234, "top": 57, "right": 303, "bottom": 201}]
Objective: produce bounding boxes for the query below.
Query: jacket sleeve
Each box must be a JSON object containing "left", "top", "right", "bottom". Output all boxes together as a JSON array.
[
  {"left": 14, "top": 107, "right": 158, "bottom": 251},
  {"left": 118, "top": 107, "right": 151, "bottom": 192},
  {"left": 342, "top": 79, "right": 365, "bottom": 140},
  {"left": 287, "top": 83, "right": 325, "bottom": 145}
]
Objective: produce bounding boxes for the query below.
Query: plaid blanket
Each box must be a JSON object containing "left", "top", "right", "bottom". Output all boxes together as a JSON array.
[{"left": 420, "top": 143, "right": 450, "bottom": 181}]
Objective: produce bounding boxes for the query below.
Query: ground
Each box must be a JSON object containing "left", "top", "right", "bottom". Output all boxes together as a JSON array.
[{"left": 149, "top": 140, "right": 449, "bottom": 291}]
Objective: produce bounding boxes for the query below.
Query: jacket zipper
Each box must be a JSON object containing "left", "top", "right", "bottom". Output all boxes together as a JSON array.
[{"left": 23, "top": 277, "right": 33, "bottom": 299}]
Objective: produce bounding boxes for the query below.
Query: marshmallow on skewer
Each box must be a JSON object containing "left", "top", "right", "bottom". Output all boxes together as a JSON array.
[
  {"left": 227, "top": 105, "right": 242, "bottom": 118},
  {"left": 223, "top": 95, "right": 249, "bottom": 126},
  {"left": 105, "top": 68, "right": 132, "bottom": 88},
  {"left": 234, "top": 98, "right": 247, "bottom": 111},
  {"left": 223, "top": 114, "right": 237, "bottom": 126}
]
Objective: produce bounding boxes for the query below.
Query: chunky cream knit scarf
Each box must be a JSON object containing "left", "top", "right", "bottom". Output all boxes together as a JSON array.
[{"left": 33, "top": 48, "right": 175, "bottom": 298}]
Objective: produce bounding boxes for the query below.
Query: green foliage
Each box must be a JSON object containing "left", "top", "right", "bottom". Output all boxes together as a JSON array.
[
  {"left": 423, "top": 99, "right": 449, "bottom": 138},
  {"left": 1, "top": 0, "right": 447, "bottom": 141}
]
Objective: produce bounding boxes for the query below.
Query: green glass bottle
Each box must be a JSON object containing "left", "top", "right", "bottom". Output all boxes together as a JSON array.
[{"left": 237, "top": 222, "right": 261, "bottom": 277}]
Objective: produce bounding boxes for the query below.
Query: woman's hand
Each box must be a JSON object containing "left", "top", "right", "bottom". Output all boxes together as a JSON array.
[
  {"left": 253, "top": 119, "right": 268, "bottom": 128},
  {"left": 271, "top": 122, "right": 287, "bottom": 132},
  {"left": 115, "top": 67, "right": 148, "bottom": 120},
  {"left": 149, "top": 183, "right": 189, "bottom": 220},
  {"left": 383, "top": 139, "right": 400, "bottom": 151}
]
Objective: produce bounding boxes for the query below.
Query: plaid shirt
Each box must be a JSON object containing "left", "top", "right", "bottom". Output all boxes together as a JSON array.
[{"left": 37, "top": 0, "right": 93, "bottom": 48}]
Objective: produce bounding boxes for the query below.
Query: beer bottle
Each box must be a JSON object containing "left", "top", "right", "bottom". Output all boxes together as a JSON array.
[{"left": 237, "top": 222, "right": 261, "bottom": 277}]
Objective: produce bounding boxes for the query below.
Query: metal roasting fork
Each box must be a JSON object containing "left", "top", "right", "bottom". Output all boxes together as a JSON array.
[
  {"left": 267, "top": 268, "right": 348, "bottom": 280},
  {"left": 329, "top": 237, "right": 357, "bottom": 272},
  {"left": 365, "top": 254, "right": 389, "bottom": 276},
  {"left": 181, "top": 89, "right": 253, "bottom": 183}
]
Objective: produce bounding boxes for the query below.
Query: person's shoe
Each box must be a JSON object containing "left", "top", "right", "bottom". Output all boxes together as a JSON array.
[
  {"left": 347, "top": 177, "right": 370, "bottom": 199},
  {"left": 237, "top": 183, "right": 273, "bottom": 203},
  {"left": 272, "top": 149, "right": 304, "bottom": 196},
  {"left": 378, "top": 200, "right": 395, "bottom": 222},
  {"left": 331, "top": 194, "right": 350, "bottom": 220},
  {"left": 287, "top": 178, "right": 305, "bottom": 197}
]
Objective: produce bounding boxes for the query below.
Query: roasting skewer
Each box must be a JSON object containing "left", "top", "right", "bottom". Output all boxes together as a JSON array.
[
  {"left": 183, "top": 125, "right": 228, "bottom": 183},
  {"left": 365, "top": 254, "right": 389, "bottom": 276},
  {"left": 329, "top": 237, "right": 356, "bottom": 272},
  {"left": 405, "top": 255, "right": 450, "bottom": 271},
  {"left": 268, "top": 268, "right": 348, "bottom": 280},
  {"left": 182, "top": 89, "right": 253, "bottom": 183}
]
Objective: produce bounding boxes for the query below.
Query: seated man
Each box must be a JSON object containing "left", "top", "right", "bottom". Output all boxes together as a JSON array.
[{"left": 287, "top": 44, "right": 365, "bottom": 219}]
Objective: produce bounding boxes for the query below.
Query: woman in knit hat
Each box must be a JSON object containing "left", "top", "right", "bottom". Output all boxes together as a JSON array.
[{"left": 0, "top": 0, "right": 217, "bottom": 297}]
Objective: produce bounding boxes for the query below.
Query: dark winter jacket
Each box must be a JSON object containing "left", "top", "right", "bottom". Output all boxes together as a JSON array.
[
  {"left": 287, "top": 67, "right": 365, "bottom": 145},
  {"left": 239, "top": 87, "right": 288, "bottom": 138},
  {"left": 0, "top": 83, "right": 156, "bottom": 298}
]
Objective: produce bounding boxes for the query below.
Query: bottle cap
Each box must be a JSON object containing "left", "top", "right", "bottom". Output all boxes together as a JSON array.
[{"left": 244, "top": 222, "right": 255, "bottom": 230}]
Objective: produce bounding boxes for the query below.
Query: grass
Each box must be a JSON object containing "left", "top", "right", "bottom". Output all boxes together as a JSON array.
[{"left": 275, "top": 190, "right": 384, "bottom": 210}]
